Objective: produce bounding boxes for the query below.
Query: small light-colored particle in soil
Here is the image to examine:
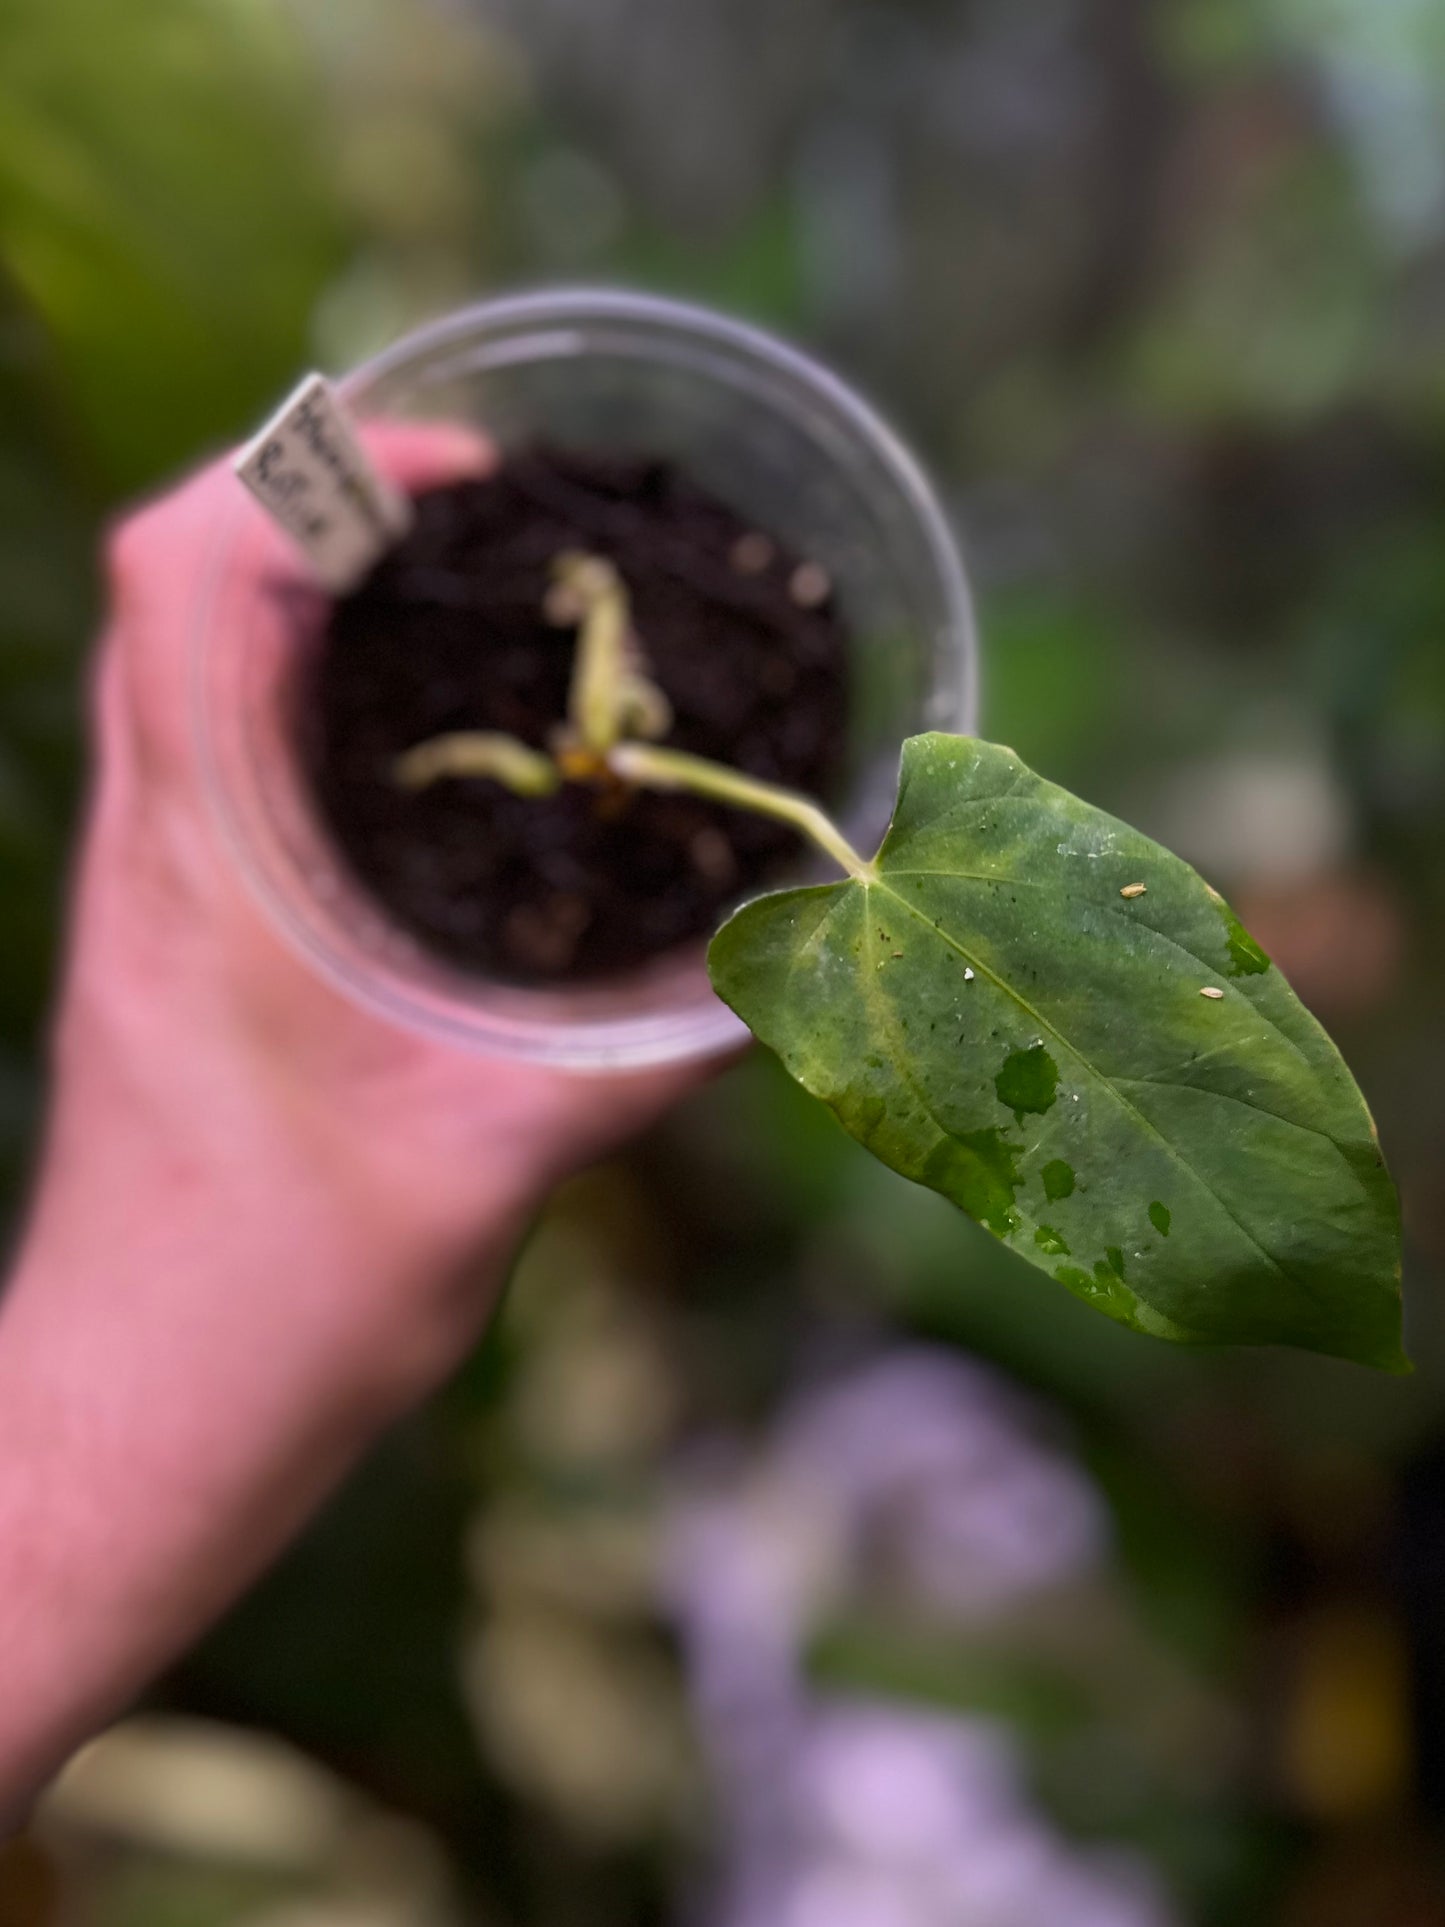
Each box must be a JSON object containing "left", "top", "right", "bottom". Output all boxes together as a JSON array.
[
  {"left": 1199, "top": 985, "right": 1225, "bottom": 999},
  {"left": 730, "top": 531, "right": 775, "bottom": 574},
  {"left": 505, "top": 896, "right": 591, "bottom": 973},
  {"left": 689, "top": 826, "right": 736, "bottom": 885},
  {"left": 543, "top": 581, "right": 585, "bottom": 627},
  {"left": 1120, "top": 882, "right": 1147, "bottom": 899},
  {"left": 788, "top": 561, "right": 831, "bottom": 608}
]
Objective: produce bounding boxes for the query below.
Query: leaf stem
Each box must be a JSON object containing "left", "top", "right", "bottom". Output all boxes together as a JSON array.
[
  {"left": 608, "top": 741, "right": 873, "bottom": 881},
  {"left": 394, "top": 731, "right": 561, "bottom": 797}
]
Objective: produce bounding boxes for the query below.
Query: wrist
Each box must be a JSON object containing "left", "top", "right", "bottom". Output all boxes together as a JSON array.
[
  {"left": 12, "top": 1111, "right": 525, "bottom": 1424},
  {"left": 40, "top": 979, "right": 539, "bottom": 1395}
]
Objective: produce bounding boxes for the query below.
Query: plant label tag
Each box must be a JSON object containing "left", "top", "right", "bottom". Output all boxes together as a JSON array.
[{"left": 233, "top": 373, "right": 413, "bottom": 592}]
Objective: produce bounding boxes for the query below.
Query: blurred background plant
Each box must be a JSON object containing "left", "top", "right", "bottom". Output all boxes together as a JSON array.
[{"left": 2, "top": 0, "right": 1445, "bottom": 1922}]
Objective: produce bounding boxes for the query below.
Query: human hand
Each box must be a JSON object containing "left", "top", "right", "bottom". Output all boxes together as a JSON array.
[{"left": 0, "top": 426, "right": 711, "bottom": 1810}]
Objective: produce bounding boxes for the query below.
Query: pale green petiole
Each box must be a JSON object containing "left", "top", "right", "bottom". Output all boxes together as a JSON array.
[
  {"left": 394, "top": 731, "right": 561, "bottom": 797},
  {"left": 608, "top": 740, "right": 874, "bottom": 881}
]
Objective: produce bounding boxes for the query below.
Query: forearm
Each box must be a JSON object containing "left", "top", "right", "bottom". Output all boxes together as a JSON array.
[
  {"left": 0, "top": 1146, "right": 515, "bottom": 1820},
  {"left": 0, "top": 426, "right": 699, "bottom": 1826}
]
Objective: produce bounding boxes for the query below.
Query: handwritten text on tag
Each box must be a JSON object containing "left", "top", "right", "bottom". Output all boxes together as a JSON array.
[{"left": 233, "top": 374, "right": 413, "bottom": 592}]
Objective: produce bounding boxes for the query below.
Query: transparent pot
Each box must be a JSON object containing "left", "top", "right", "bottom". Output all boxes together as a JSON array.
[{"left": 196, "top": 288, "right": 978, "bottom": 1069}]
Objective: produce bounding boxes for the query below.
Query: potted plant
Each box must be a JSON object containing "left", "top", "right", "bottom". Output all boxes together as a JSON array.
[{"left": 203, "top": 289, "right": 1403, "bottom": 1371}]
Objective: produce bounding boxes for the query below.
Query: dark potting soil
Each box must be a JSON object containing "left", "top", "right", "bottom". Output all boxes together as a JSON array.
[{"left": 304, "top": 446, "right": 851, "bottom": 983}]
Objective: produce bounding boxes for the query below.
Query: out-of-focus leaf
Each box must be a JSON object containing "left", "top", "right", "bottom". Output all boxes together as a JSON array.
[{"left": 0, "top": 0, "right": 349, "bottom": 490}]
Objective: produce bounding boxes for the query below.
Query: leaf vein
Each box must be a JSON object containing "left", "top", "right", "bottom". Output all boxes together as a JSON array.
[
  {"left": 874, "top": 879, "right": 1311, "bottom": 1303},
  {"left": 851, "top": 914, "right": 1028, "bottom": 1229},
  {"left": 880, "top": 868, "right": 1314, "bottom": 1072},
  {"left": 1112, "top": 1074, "right": 1359, "bottom": 1159}
]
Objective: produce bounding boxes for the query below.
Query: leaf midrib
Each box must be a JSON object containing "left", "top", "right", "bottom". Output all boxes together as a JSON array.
[{"left": 865, "top": 874, "right": 1314, "bottom": 1306}]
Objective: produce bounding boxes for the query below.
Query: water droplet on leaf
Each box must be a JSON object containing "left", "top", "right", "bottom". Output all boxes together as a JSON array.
[
  {"left": 1041, "top": 1159, "right": 1076, "bottom": 1201},
  {"left": 995, "top": 1043, "right": 1059, "bottom": 1123}
]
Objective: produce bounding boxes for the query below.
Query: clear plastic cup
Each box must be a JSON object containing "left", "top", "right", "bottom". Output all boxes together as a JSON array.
[{"left": 196, "top": 288, "right": 978, "bottom": 1069}]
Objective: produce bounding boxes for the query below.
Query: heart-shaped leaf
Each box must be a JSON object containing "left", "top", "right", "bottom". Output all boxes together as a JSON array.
[{"left": 708, "top": 735, "right": 1404, "bottom": 1369}]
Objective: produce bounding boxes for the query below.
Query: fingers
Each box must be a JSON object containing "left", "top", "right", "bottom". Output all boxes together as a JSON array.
[
  {"left": 98, "top": 413, "right": 494, "bottom": 784},
  {"left": 354, "top": 418, "right": 495, "bottom": 492},
  {"left": 105, "top": 416, "right": 493, "bottom": 627}
]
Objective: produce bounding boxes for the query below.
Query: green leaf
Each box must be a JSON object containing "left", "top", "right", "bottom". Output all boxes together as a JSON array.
[{"left": 708, "top": 735, "right": 1404, "bottom": 1370}]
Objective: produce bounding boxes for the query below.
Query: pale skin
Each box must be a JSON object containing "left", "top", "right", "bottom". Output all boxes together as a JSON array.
[{"left": 0, "top": 426, "right": 709, "bottom": 1819}]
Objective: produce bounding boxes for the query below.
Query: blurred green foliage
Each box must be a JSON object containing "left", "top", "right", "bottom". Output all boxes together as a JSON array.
[{"left": 0, "top": 0, "right": 346, "bottom": 489}]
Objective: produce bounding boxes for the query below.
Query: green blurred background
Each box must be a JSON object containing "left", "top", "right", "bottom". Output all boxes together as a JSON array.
[{"left": 2, "top": 1, "right": 1445, "bottom": 1922}]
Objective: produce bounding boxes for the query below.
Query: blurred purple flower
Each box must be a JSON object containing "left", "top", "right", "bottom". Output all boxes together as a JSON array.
[{"left": 662, "top": 1350, "right": 1176, "bottom": 1927}]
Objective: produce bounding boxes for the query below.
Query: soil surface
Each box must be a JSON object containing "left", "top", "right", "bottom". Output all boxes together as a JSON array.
[{"left": 304, "top": 446, "right": 851, "bottom": 983}]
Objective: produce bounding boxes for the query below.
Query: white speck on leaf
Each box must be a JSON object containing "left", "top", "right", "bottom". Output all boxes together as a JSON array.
[{"left": 1200, "top": 985, "right": 1225, "bottom": 1000}]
